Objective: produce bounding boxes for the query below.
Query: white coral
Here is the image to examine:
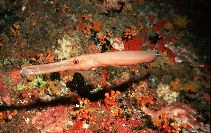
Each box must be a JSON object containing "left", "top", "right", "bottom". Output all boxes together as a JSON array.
[
  {"left": 109, "top": 37, "right": 124, "bottom": 51},
  {"left": 156, "top": 83, "right": 180, "bottom": 104}
]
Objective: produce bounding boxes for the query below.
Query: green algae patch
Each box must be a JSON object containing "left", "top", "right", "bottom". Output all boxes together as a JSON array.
[{"left": 13, "top": 83, "right": 26, "bottom": 91}]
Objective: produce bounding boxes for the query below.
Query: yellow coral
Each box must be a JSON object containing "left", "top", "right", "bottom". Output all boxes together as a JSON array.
[
  {"left": 173, "top": 15, "right": 188, "bottom": 28},
  {"left": 170, "top": 78, "right": 182, "bottom": 91},
  {"left": 170, "top": 79, "right": 201, "bottom": 93},
  {"left": 182, "top": 81, "right": 201, "bottom": 93},
  {"left": 164, "top": 21, "right": 174, "bottom": 31}
]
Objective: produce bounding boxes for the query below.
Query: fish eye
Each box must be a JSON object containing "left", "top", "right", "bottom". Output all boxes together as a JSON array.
[{"left": 73, "top": 59, "right": 79, "bottom": 64}]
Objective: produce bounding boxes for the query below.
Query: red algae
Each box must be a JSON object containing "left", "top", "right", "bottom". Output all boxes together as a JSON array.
[
  {"left": 123, "top": 38, "right": 143, "bottom": 51},
  {"left": 9, "top": 70, "right": 21, "bottom": 86}
]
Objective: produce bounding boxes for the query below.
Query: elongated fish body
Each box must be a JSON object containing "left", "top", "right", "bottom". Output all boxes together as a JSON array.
[
  {"left": 20, "top": 50, "right": 156, "bottom": 75},
  {"left": 93, "top": 50, "right": 156, "bottom": 67}
]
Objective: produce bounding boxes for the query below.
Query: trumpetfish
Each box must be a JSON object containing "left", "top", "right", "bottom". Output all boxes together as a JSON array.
[{"left": 20, "top": 50, "right": 157, "bottom": 75}]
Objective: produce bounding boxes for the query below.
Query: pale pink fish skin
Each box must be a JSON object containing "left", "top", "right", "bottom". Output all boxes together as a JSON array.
[
  {"left": 20, "top": 50, "right": 156, "bottom": 75},
  {"left": 94, "top": 50, "right": 156, "bottom": 67}
]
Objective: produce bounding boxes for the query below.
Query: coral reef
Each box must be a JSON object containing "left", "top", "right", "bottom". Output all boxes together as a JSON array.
[{"left": 0, "top": 0, "right": 210, "bottom": 132}]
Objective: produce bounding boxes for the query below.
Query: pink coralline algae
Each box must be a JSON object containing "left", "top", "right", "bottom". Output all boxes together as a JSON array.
[
  {"left": 1, "top": 94, "right": 12, "bottom": 106},
  {"left": 99, "top": 116, "right": 144, "bottom": 133},
  {"left": 142, "top": 102, "right": 201, "bottom": 130},
  {"left": 31, "top": 105, "right": 70, "bottom": 133}
]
